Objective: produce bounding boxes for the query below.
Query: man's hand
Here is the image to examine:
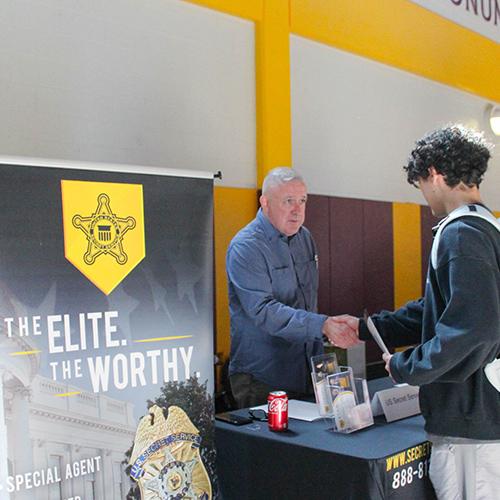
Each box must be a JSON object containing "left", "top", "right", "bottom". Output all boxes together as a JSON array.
[
  {"left": 322, "top": 315, "right": 361, "bottom": 349},
  {"left": 382, "top": 353, "right": 393, "bottom": 380}
]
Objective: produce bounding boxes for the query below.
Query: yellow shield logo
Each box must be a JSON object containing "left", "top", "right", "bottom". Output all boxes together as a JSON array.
[{"left": 61, "top": 180, "right": 145, "bottom": 295}]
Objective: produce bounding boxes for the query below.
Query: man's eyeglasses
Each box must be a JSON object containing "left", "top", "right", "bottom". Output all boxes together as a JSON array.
[{"left": 248, "top": 409, "right": 268, "bottom": 421}]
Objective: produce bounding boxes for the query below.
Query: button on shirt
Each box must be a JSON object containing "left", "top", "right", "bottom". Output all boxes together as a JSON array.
[{"left": 227, "top": 209, "right": 327, "bottom": 394}]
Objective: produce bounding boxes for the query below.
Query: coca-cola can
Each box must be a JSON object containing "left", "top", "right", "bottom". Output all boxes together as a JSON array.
[{"left": 267, "top": 391, "right": 288, "bottom": 431}]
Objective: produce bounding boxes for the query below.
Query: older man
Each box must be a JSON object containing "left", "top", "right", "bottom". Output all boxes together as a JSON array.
[{"left": 226, "top": 167, "right": 353, "bottom": 408}]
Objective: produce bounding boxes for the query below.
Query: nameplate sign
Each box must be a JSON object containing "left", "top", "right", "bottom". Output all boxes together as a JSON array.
[{"left": 371, "top": 384, "right": 420, "bottom": 422}]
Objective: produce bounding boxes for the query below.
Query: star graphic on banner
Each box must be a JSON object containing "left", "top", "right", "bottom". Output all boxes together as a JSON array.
[
  {"left": 142, "top": 267, "right": 175, "bottom": 325},
  {"left": 72, "top": 193, "right": 136, "bottom": 265},
  {"left": 6, "top": 282, "right": 57, "bottom": 335},
  {"left": 174, "top": 259, "right": 201, "bottom": 315},
  {"left": 106, "top": 286, "right": 140, "bottom": 344},
  {"left": 4, "top": 282, "right": 57, "bottom": 377},
  {"left": 170, "top": 236, "right": 203, "bottom": 315}
]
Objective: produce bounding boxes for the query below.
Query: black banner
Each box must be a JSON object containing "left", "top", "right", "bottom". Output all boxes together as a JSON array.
[{"left": 0, "top": 161, "right": 215, "bottom": 499}]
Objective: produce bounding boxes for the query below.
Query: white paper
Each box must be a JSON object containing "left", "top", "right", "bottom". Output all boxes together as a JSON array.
[
  {"left": 251, "top": 399, "right": 322, "bottom": 422},
  {"left": 366, "top": 316, "right": 390, "bottom": 355},
  {"left": 370, "top": 392, "right": 384, "bottom": 417}
]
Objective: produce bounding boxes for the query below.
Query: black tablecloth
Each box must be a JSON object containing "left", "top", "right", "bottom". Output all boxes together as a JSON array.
[{"left": 215, "top": 379, "right": 436, "bottom": 500}]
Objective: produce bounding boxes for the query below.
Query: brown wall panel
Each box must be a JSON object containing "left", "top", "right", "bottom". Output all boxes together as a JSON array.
[
  {"left": 363, "top": 200, "right": 394, "bottom": 363},
  {"left": 362, "top": 200, "right": 394, "bottom": 314},
  {"left": 329, "top": 197, "right": 364, "bottom": 316},
  {"left": 304, "top": 194, "right": 331, "bottom": 315}
]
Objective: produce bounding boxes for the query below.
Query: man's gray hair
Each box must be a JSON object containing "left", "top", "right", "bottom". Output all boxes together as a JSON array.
[{"left": 262, "top": 167, "right": 305, "bottom": 195}]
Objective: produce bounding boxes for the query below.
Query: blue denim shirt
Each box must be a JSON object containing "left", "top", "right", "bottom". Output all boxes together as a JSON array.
[{"left": 227, "top": 209, "right": 327, "bottom": 393}]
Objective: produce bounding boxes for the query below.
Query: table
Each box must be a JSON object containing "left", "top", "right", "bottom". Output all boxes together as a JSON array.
[{"left": 215, "top": 379, "right": 436, "bottom": 500}]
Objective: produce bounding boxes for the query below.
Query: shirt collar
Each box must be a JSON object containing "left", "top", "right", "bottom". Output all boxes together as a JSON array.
[
  {"left": 257, "top": 208, "right": 299, "bottom": 242},
  {"left": 431, "top": 203, "right": 492, "bottom": 236}
]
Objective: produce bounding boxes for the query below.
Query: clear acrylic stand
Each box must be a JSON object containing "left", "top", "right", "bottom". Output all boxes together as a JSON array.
[
  {"left": 310, "top": 352, "right": 339, "bottom": 417},
  {"left": 326, "top": 366, "right": 374, "bottom": 433}
]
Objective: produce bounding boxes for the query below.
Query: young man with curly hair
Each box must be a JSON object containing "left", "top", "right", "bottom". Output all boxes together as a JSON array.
[{"left": 333, "top": 125, "right": 500, "bottom": 499}]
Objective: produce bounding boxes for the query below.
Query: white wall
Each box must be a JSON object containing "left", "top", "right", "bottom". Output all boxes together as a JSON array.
[
  {"left": 291, "top": 35, "right": 500, "bottom": 211},
  {"left": 2, "top": 2, "right": 498, "bottom": 198},
  {"left": 0, "top": 0, "right": 256, "bottom": 188}
]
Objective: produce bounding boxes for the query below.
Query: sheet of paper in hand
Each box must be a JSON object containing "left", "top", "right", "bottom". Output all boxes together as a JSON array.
[{"left": 364, "top": 311, "right": 390, "bottom": 355}]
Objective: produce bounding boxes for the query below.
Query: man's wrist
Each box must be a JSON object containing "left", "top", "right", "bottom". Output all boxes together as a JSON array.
[{"left": 315, "top": 314, "right": 329, "bottom": 339}]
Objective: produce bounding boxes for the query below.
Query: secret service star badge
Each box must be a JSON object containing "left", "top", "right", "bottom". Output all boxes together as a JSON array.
[{"left": 72, "top": 193, "right": 136, "bottom": 265}]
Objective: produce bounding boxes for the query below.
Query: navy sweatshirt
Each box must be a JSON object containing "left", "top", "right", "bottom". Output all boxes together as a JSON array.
[{"left": 361, "top": 213, "right": 500, "bottom": 439}]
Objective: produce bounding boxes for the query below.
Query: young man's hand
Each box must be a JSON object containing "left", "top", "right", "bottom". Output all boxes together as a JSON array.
[{"left": 383, "top": 353, "right": 393, "bottom": 380}]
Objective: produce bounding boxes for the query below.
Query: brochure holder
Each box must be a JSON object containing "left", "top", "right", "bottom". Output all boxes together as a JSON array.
[
  {"left": 310, "top": 352, "right": 339, "bottom": 416},
  {"left": 326, "top": 366, "right": 374, "bottom": 433}
]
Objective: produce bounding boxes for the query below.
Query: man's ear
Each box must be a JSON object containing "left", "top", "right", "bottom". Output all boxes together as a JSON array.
[
  {"left": 259, "top": 194, "right": 267, "bottom": 210},
  {"left": 428, "top": 166, "right": 444, "bottom": 186},
  {"left": 428, "top": 166, "right": 438, "bottom": 177}
]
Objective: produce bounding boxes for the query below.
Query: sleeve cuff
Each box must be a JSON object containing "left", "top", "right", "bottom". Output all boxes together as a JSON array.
[
  {"left": 359, "top": 318, "right": 371, "bottom": 341},
  {"left": 309, "top": 313, "right": 329, "bottom": 340},
  {"left": 389, "top": 353, "right": 405, "bottom": 384}
]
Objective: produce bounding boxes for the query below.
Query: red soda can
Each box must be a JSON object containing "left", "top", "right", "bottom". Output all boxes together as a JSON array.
[{"left": 267, "top": 391, "right": 288, "bottom": 431}]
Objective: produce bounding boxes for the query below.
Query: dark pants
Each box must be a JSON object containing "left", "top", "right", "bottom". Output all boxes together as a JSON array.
[{"left": 230, "top": 373, "right": 309, "bottom": 409}]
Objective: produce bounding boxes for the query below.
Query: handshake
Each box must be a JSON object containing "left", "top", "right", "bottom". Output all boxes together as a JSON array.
[{"left": 321, "top": 315, "right": 361, "bottom": 349}]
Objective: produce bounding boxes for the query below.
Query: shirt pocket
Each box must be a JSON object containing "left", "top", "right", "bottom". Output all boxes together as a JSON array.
[
  {"left": 270, "top": 266, "right": 297, "bottom": 304},
  {"left": 294, "top": 259, "right": 319, "bottom": 306}
]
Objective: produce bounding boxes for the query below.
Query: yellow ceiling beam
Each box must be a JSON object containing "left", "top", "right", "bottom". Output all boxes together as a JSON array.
[
  {"left": 184, "top": 0, "right": 263, "bottom": 21},
  {"left": 255, "top": 0, "right": 292, "bottom": 187},
  {"left": 290, "top": 0, "right": 500, "bottom": 103}
]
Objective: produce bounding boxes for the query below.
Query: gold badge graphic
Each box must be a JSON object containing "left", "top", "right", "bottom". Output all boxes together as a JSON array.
[
  {"left": 61, "top": 180, "right": 145, "bottom": 295},
  {"left": 129, "top": 405, "right": 212, "bottom": 500}
]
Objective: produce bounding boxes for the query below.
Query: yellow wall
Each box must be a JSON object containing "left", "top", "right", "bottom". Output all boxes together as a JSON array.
[
  {"left": 392, "top": 203, "right": 422, "bottom": 309},
  {"left": 290, "top": 0, "right": 500, "bottom": 102},
  {"left": 186, "top": 0, "right": 500, "bottom": 362},
  {"left": 214, "top": 187, "right": 258, "bottom": 360}
]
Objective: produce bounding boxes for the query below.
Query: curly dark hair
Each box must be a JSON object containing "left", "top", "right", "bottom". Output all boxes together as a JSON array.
[{"left": 404, "top": 124, "right": 493, "bottom": 188}]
